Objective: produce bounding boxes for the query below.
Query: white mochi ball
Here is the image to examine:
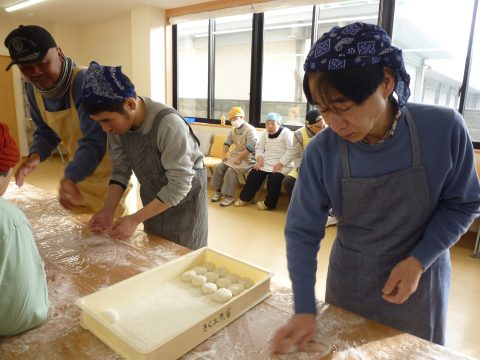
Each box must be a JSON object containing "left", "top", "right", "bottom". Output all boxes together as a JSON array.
[
  {"left": 202, "top": 261, "right": 216, "bottom": 272},
  {"left": 202, "top": 282, "right": 217, "bottom": 294},
  {"left": 228, "top": 283, "right": 245, "bottom": 296},
  {"left": 238, "top": 277, "right": 254, "bottom": 289},
  {"left": 213, "top": 288, "right": 233, "bottom": 303},
  {"left": 181, "top": 270, "right": 197, "bottom": 282},
  {"left": 192, "top": 266, "right": 207, "bottom": 275},
  {"left": 213, "top": 266, "right": 229, "bottom": 277},
  {"left": 101, "top": 308, "right": 120, "bottom": 324},
  {"left": 205, "top": 271, "right": 220, "bottom": 283},
  {"left": 216, "top": 277, "right": 232, "bottom": 289},
  {"left": 192, "top": 274, "right": 207, "bottom": 287},
  {"left": 224, "top": 272, "right": 240, "bottom": 283}
]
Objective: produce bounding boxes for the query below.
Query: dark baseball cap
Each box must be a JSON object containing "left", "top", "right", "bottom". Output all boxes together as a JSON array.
[
  {"left": 4, "top": 25, "right": 57, "bottom": 71},
  {"left": 305, "top": 110, "right": 321, "bottom": 124}
]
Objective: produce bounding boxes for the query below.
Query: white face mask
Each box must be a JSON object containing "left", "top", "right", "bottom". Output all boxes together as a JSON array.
[{"left": 231, "top": 119, "right": 244, "bottom": 129}]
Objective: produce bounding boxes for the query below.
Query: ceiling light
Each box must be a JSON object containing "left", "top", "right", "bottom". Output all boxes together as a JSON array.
[{"left": 4, "top": 0, "right": 46, "bottom": 13}]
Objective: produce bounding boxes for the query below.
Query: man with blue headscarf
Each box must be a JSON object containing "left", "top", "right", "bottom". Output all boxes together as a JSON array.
[
  {"left": 273, "top": 22, "right": 480, "bottom": 351},
  {"left": 81, "top": 61, "right": 207, "bottom": 250}
]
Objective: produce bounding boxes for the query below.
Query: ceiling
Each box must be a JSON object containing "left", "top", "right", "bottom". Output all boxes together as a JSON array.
[{"left": 0, "top": 0, "right": 207, "bottom": 25}]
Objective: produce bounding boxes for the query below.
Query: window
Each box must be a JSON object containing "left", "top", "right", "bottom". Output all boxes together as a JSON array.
[
  {"left": 177, "top": 20, "right": 209, "bottom": 118},
  {"left": 316, "top": 0, "right": 379, "bottom": 36},
  {"left": 261, "top": 6, "right": 314, "bottom": 126},
  {"left": 392, "top": 0, "right": 474, "bottom": 108},
  {"left": 260, "top": 1, "right": 378, "bottom": 126},
  {"left": 464, "top": 6, "right": 480, "bottom": 143},
  {"left": 172, "top": 1, "right": 480, "bottom": 147},
  {"left": 213, "top": 14, "right": 253, "bottom": 121}
]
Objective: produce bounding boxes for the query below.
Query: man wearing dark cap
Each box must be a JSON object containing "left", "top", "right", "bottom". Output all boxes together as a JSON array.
[
  {"left": 4, "top": 25, "right": 116, "bottom": 213},
  {"left": 281, "top": 110, "right": 337, "bottom": 226},
  {"left": 0, "top": 122, "right": 49, "bottom": 336},
  {"left": 282, "top": 110, "right": 326, "bottom": 196}
]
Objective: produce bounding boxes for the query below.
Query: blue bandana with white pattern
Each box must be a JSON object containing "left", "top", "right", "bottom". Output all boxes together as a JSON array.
[
  {"left": 82, "top": 61, "right": 135, "bottom": 105},
  {"left": 304, "top": 22, "right": 411, "bottom": 108}
]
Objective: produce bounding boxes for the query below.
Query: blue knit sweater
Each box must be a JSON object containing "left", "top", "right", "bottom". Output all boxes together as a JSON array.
[{"left": 286, "top": 103, "right": 480, "bottom": 314}]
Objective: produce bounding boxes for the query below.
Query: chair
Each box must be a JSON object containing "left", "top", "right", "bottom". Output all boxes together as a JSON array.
[
  {"left": 204, "top": 134, "right": 229, "bottom": 175},
  {"left": 194, "top": 131, "right": 213, "bottom": 156},
  {"left": 51, "top": 142, "right": 66, "bottom": 163}
]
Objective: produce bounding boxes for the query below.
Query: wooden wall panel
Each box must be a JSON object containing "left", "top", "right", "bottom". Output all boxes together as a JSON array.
[{"left": 0, "top": 55, "right": 19, "bottom": 146}]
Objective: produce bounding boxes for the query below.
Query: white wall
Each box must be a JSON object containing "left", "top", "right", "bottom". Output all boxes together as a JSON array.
[
  {"left": 1, "top": 7, "right": 166, "bottom": 155},
  {"left": 131, "top": 6, "right": 166, "bottom": 102},
  {"left": 79, "top": 16, "right": 133, "bottom": 75}
]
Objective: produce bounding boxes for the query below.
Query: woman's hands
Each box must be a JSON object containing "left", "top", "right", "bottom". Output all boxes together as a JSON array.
[
  {"left": 272, "top": 314, "right": 316, "bottom": 353},
  {"left": 382, "top": 256, "right": 424, "bottom": 304}
]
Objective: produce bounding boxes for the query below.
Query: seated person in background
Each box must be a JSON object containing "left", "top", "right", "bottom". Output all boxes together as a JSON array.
[
  {"left": 235, "top": 113, "right": 293, "bottom": 210},
  {"left": 282, "top": 110, "right": 337, "bottom": 227},
  {"left": 210, "top": 106, "right": 258, "bottom": 207},
  {"left": 283, "top": 110, "right": 326, "bottom": 197},
  {"left": 0, "top": 123, "right": 49, "bottom": 336},
  {"left": 82, "top": 62, "right": 207, "bottom": 250}
]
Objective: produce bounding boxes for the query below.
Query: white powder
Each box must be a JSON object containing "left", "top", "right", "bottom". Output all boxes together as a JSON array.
[{"left": 112, "top": 279, "right": 222, "bottom": 350}]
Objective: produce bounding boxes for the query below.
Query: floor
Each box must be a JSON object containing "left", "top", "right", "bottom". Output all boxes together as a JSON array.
[{"left": 13, "top": 156, "right": 480, "bottom": 359}]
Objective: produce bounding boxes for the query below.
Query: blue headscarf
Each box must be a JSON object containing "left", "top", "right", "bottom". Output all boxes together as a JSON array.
[
  {"left": 82, "top": 61, "right": 135, "bottom": 105},
  {"left": 304, "top": 22, "right": 410, "bottom": 108},
  {"left": 265, "top": 112, "right": 282, "bottom": 123}
]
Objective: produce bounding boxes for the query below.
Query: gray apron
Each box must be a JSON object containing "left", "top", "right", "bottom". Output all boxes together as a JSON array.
[
  {"left": 120, "top": 109, "right": 208, "bottom": 250},
  {"left": 325, "top": 108, "right": 450, "bottom": 345}
]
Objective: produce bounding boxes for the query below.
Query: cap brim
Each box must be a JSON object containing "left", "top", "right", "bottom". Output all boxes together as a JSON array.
[
  {"left": 5, "top": 60, "right": 15, "bottom": 71},
  {"left": 5, "top": 49, "right": 49, "bottom": 71}
]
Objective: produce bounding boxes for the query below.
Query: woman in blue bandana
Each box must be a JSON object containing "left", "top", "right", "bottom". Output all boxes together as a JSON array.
[
  {"left": 273, "top": 22, "right": 480, "bottom": 352},
  {"left": 81, "top": 62, "right": 207, "bottom": 250}
]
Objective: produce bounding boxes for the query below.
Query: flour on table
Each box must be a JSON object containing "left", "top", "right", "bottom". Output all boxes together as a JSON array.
[{"left": 82, "top": 235, "right": 112, "bottom": 248}]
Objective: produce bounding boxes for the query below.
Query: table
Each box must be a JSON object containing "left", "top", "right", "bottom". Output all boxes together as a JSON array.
[{"left": 0, "top": 183, "right": 475, "bottom": 360}]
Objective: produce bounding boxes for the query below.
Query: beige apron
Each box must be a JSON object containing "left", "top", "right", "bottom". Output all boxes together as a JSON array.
[
  {"left": 33, "top": 68, "right": 125, "bottom": 214},
  {"left": 288, "top": 127, "right": 312, "bottom": 179}
]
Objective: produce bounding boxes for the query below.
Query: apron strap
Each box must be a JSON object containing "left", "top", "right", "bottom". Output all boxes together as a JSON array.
[
  {"left": 340, "top": 140, "right": 350, "bottom": 178},
  {"left": 403, "top": 107, "right": 422, "bottom": 167},
  {"left": 154, "top": 108, "right": 200, "bottom": 146}
]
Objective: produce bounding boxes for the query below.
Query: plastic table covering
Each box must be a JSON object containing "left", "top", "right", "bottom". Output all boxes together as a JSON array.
[{"left": 0, "top": 183, "right": 475, "bottom": 360}]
